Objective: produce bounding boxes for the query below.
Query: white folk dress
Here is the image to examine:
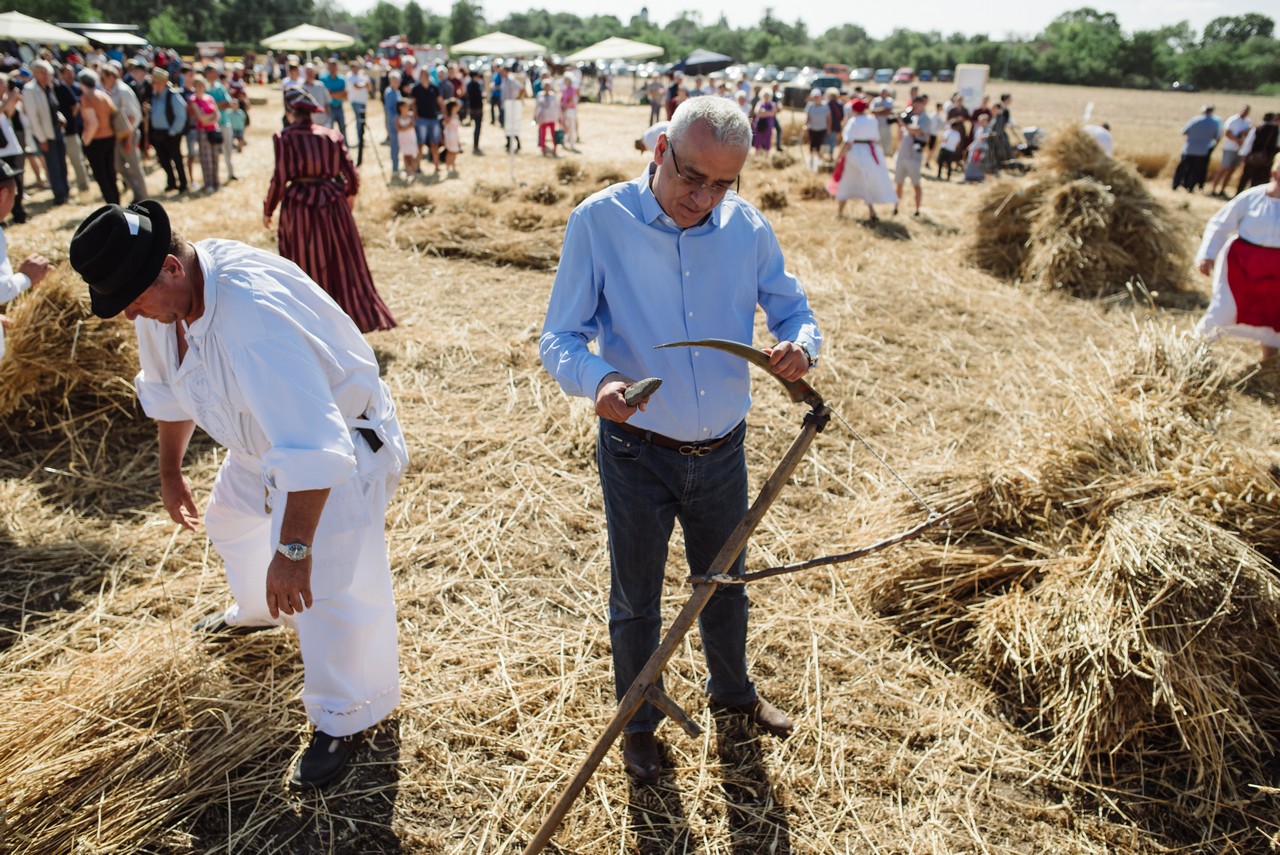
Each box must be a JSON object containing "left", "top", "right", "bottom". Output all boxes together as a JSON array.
[
  {"left": 134, "top": 239, "right": 409, "bottom": 736},
  {"left": 835, "top": 114, "right": 898, "bottom": 205},
  {"left": 1194, "top": 186, "right": 1280, "bottom": 348}
]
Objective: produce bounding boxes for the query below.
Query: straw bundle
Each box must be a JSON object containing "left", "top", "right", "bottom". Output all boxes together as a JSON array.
[
  {"left": 969, "top": 126, "right": 1190, "bottom": 297},
  {"left": 523, "top": 182, "right": 564, "bottom": 206},
  {"left": 799, "top": 182, "right": 829, "bottom": 201},
  {"left": 0, "top": 622, "right": 303, "bottom": 853},
  {"left": 390, "top": 188, "right": 435, "bottom": 218},
  {"left": 968, "top": 180, "right": 1045, "bottom": 280},
  {"left": 556, "top": 162, "right": 585, "bottom": 184},
  {"left": 769, "top": 150, "right": 797, "bottom": 170},
  {"left": 873, "top": 324, "right": 1280, "bottom": 840},
  {"left": 0, "top": 271, "right": 137, "bottom": 419},
  {"left": 397, "top": 210, "right": 562, "bottom": 270},
  {"left": 758, "top": 187, "right": 788, "bottom": 210}
]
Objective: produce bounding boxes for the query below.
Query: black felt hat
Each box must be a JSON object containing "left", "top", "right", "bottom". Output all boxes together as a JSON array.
[{"left": 69, "top": 201, "right": 172, "bottom": 319}]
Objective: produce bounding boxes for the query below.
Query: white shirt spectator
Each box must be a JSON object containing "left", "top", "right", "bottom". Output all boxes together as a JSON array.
[
  {"left": 1084, "top": 124, "right": 1114, "bottom": 157},
  {"left": 1222, "top": 112, "right": 1252, "bottom": 153},
  {"left": 346, "top": 68, "right": 371, "bottom": 105}
]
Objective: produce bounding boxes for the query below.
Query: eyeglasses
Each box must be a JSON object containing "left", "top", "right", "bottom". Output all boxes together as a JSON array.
[{"left": 666, "top": 142, "right": 739, "bottom": 198}]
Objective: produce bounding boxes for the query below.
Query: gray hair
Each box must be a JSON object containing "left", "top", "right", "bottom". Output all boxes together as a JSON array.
[
  {"left": 31, "top": 59, "right": 53, "bottom": 75},
  {"left": 667, "top": 95, "right": 750, "bottom": 152},
  {"left": 388, "top": 70, "right": 401, "bottom": 83},
  {"left": 77, "top": 68, "right": 99, "bottom": 87}
]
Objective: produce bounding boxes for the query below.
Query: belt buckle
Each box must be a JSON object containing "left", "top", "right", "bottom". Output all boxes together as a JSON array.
[{"left": 679, "top": 443, "right": 712, "bottom": 457}]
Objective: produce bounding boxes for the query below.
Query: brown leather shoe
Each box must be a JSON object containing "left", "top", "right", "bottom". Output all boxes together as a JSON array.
[
  {"left": 711, "top": 696, "right": 794, "bottom": 739},
  {"left": 622, "top": 731, "right": 661, "bottom": 784}
]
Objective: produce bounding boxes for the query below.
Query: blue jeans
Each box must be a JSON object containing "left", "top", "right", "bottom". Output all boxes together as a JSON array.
[
  {"left": 329, "top": 102, "right": 347, "bottom": 142},
  {"left": 43, "top": 132, "right": 69, "bottom": 203},
  {"left": 386, "top": 118, "right": 399, "bottom": 171},
  {"left": 596, "top": 418, "right": 755, "bottom": 734}
]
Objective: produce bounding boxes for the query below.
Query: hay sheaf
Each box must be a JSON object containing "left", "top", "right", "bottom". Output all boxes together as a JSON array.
[
  {"left": 872, "top": 324, "right": 1280, "bottom": 842},
  {"left": 397, "top": 214, "right": 562, "bottom": 270},
  {"left": 969, "top": 125, "right": 1191, "bottom": 297},
  {"left": 0, "top": 271, "right": 138, "bottom": 419}
]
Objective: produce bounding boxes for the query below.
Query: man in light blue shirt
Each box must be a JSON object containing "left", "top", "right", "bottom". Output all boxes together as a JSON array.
[
  {"left": 540, "top": 95, "right": 820, "bottom": 785},
  {"left": 1174, "top": 104, "right": 1222, "bottom": 192}
]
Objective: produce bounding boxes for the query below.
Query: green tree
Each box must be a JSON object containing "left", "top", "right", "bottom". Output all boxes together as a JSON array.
[
  {"left": 448, "top": 0, "right": 481, "bottom": 44},
  {"left": 12, "top": 0, "right": 98, "bottom": 22},
  {"left": 361, "top": 1, "right": 405, "bottom": 41},
  {"left": 1202, "top": 13, "right": 1274, "bottom": 46},
  {"left": 404, "top": 0, "right": 426, "bottom": 44},
  {"left": 147, "top": 8, "right": 188, "bottom": 45}
]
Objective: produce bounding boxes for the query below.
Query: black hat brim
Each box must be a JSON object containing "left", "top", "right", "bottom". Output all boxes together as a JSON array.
[{"left": 86, "top": 200, "right": 172, "bottom": 319}]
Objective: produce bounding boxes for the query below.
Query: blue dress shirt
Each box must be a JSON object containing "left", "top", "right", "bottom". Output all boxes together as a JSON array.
[
  {"left": 540, "top": 165, "right": 821, "bottom": 443},
  {"left": 1182, "top": 114, "right": 1222, "bottom": 156}
]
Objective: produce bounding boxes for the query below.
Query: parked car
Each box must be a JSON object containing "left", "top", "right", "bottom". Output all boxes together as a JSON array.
[
  {"left": 893, "top": 67, "right": 915, "bottom": 83},
  {"left": 822, "top": 63, "right": 851, "bottom": 81},
  {"left": 850, "top": 67, "right": 874, "bottom": 82},
  {"left": 754, "top": 65, "right": 781, "bottom": 82},
  {"left": 937, "top": 69, "right": 955, "bottom": 82},
  {"left": 918, "top": 69, "right": 934, "bottom": 82},
  {"left": 874, "top": 67, "right": 893, "bottom": 83},
  {"left": 779, "top": 66, "right": 801, "bottom": 82}
]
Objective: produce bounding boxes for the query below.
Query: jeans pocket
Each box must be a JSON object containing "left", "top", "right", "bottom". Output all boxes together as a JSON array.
[{"left": 599, "top": 426, "right": 643, "bottom": 462}]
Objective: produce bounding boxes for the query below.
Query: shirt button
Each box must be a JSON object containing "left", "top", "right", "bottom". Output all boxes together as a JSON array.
[
  {"left": 684, "top": 271, "right": 690, "bottom": 277},
  {"left": 699, "top": 390, "right": 705, "bottom": 396},
  {"left": 688, "top": 311, "right": 693, "bottom": 317},
  {"left": 694, "top": 351, "right": 700, "bottom": 357}
]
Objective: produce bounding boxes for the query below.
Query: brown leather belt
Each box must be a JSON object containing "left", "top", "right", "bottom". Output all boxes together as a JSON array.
[
  {"left": 615, "top": 421, "right": 735, "bottom": 457},
  {"left": 291, "top": 176, "right": 341, "bottom": 184}
]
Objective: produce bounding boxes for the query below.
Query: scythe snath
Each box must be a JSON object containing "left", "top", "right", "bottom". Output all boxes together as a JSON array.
[{"left": 522, "top": 339, "right": 966, "bottom": 854}]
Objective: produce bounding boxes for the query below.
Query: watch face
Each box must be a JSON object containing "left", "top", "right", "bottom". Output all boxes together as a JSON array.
[{"left": 283, "top": 543, "right": 308, "bottom": 560}]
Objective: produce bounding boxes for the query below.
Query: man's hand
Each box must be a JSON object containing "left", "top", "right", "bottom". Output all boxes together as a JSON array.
[
  {"left": 18, "top": 254, "right": 50, "bottom": 285},
  {"left": 266, "top": 552, "right": 313, "bottom": 618},
  {"left": 763, "top": 341, "right": 811, "bottom": 382},
  {"left": 595, "top": 372, "right": 643, "bottom": 423},
  {"left": 263, "top": 213, "right": 273, "bottom": 230},
  {"left": 160, "top": 472, "right": 200, "bottom": 530},
  {"left": 1198, "top": 258, "right": 1214, "bottom": 276}
]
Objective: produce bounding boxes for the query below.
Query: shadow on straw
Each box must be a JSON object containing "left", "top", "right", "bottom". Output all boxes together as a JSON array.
[
  {"left": 627, "top": 740, "right": 692, "bottom": 855},
  {"left": 713, "top": 709, "right": 792, "bottom": 855}
]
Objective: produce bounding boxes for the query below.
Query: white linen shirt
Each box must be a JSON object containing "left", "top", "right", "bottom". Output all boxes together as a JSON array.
[
  {"left": 134, "top": 239, "right": 385, "bottom": 493},
  {"left": 0, "top": 226, "right": 33, "bottom": 361},
  {"left": 1195, "top": 185, "right": 1280, "bottom": 264},
  {"left": 1222, "top": 114, "right": 1252, "bottom": 153}
]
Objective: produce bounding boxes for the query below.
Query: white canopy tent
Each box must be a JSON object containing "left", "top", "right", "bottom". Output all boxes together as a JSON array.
[
  {"left": 78, "top": 28, "right": 148, "bottom": 46},
  {"left": 450, "top": 31, "right": 545, "bottom": 56},
  {"left": 565, "top": 36, "right": 663, "bottom": 64},
  {"left": 0, "top": 12, "right": 89, "bottom": 45},
  {"left": 261, "top": 23, "right": 355, "bottom": 52}
]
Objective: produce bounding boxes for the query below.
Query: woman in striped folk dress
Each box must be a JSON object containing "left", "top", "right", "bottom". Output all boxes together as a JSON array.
[{"left": 263, "top": 89, "right": 395, "bottom": 333}]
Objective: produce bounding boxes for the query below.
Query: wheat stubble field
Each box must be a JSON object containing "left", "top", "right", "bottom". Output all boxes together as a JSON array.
[{"left": 1, "top": 79, "right": 1279, "bottom": 854}]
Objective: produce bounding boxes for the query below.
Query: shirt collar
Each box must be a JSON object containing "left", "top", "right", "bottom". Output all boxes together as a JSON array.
[
  {"left": 186, "top": 242, "right": 217, "bottom": 343},
  {"left": 636, "top": 162, "right": 727, "bottom": 231}
]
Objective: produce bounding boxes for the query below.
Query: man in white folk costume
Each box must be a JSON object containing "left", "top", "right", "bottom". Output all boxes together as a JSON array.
[{"left": 69, "top": 201, "right": 408, "bottom": 789}]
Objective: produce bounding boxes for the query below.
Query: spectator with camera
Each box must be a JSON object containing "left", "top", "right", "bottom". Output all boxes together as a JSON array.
[
  {"left": 893, "top": 95, "right": 931, "bottom": 217},
  {"left": 871, "top": 87, "right": 895, "bottom": 157}
]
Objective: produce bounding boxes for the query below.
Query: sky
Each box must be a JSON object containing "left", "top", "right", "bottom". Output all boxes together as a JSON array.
[{"left": 342, "top": 0, "right": 1271, "bottom": 41}]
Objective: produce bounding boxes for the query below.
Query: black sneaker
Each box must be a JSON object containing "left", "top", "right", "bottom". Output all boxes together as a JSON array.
[{"left": 289, "top": 730, "right": 359, "bottom": 790}]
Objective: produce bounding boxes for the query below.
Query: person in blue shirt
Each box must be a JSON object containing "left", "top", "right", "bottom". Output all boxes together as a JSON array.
[
  {"left": 539, "top": 95, "right": 821, "bottom": 786},
  {"left": 321, "top": 59, "right": 348, "bottom": 143},
  {"left": 1174, "top": 104, "right": 1223, "bottom": 192},
  {"left": 147, "top": 67, "right": 188, "bottom": 193},
  {"left": 382, "top": 70, "right": 403, "bottom": 172}
]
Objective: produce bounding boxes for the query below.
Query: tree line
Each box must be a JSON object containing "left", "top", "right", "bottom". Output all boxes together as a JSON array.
[{"left": 12, "top": 0, "right": 1279, "bottom": 94}]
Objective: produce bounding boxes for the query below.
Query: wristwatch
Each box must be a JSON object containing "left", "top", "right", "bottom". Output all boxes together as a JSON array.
[
  {"left": 798, "top": 343, "right": 818, "bottom": 369},
  {"left": 276, "top": 542, "right": 312, "bottom": 561}
]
